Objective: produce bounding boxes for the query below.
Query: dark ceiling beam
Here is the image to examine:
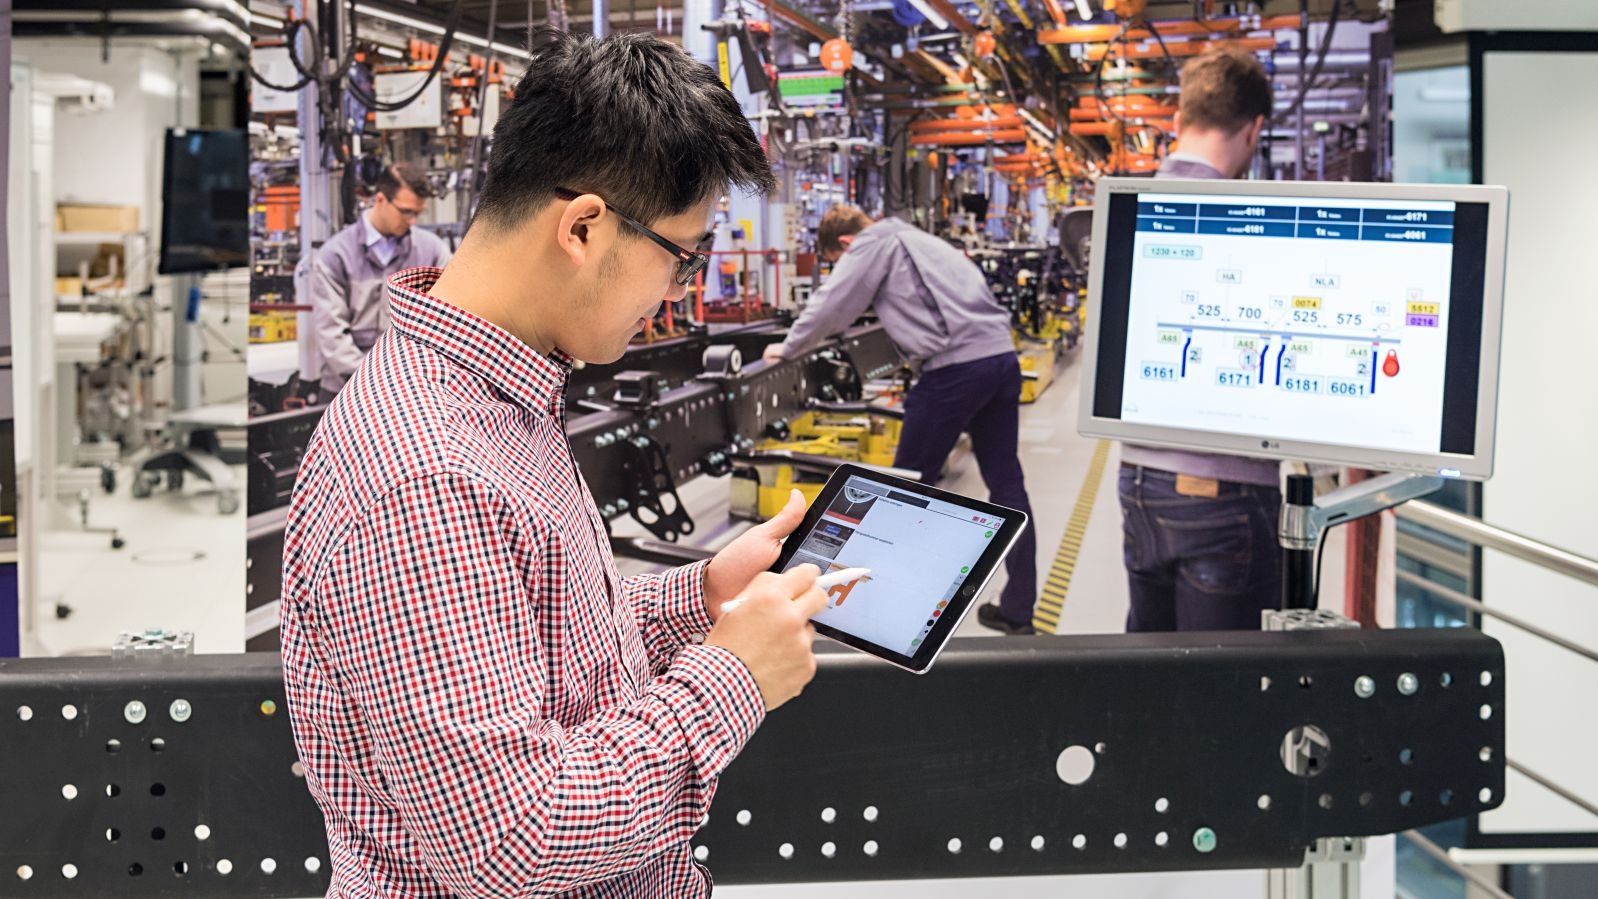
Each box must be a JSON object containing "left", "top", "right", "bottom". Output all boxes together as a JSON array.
[{"left": 12, "top": 1, "right": 250, "bottom": 54}]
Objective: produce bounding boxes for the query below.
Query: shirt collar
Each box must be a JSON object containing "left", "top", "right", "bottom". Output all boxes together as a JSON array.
[
  {"left": 386, "top": 267, "right": 572, "bottom": 417},
  {"left": 1162, "top": 151, "right": 1228, "bottom": 178},
  {"left": 362, "top": 209, "right": 385, "bottom": 248}
]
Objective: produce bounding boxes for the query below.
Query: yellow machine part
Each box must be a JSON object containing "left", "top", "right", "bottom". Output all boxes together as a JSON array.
[
  {"left": 1018, "top": 340, "right": 1058, "bottom": 404},
  {"left": 741, "top": 411, "right": 905, "bottom": 520},
  {"left": 787, "top": 411, "right": 902, "bottom": 469},
  {"left": 755, "top": 463, "right": 828, "bottom": 520},
  {"left": 249, "top": 311, "right": 297, "bottom": 344}
]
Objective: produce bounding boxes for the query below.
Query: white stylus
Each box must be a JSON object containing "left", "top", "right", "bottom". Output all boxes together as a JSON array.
[{"left": 720, "top": 567, "right": 872, "bottom": 613}]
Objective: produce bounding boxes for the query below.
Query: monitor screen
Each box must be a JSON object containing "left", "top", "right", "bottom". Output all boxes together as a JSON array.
[
  {"left": 1079, "top": 179, "right": 1508, "bottom": 479},
  {"left": 158, "top": 128, "right": 249, "bottom": 275},
  {"left": 778, "top": 69, "right": 846, "bottom": 108}
]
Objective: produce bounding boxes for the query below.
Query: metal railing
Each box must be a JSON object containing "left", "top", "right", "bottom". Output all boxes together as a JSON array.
[
  {"left": 1392, "top": 500, "right": 1598, "bottom": 896},
  {"left": 1396, "top": 501, "right": 1598, "bottom": 588}
]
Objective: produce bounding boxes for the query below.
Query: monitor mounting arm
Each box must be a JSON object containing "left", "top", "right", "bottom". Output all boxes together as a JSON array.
[{"left": 1279, "top": 471, "right": 1447, "bottom": 611}]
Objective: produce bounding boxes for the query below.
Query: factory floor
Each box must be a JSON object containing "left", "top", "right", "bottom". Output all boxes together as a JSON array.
[{"left": 22, "top": 460, "right": 247, "bottom": 658}]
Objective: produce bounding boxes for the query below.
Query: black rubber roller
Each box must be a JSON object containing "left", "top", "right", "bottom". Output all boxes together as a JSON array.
[{"left": 702, "top": 344, "right": 743, "bottom": 376}]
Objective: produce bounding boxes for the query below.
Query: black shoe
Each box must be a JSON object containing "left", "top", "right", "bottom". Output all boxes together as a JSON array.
[{"left": 977, "top": 603, "right": 1036, "bottom": 635}]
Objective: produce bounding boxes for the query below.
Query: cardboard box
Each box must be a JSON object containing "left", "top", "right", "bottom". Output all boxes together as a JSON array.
[{"left": 55, "top": 204, "right": 139, "bottom": 233}]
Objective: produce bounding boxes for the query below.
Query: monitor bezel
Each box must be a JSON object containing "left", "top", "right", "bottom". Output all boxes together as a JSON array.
[{"left": 1077, "top": 177, "right": 1509, "bottom": 480}]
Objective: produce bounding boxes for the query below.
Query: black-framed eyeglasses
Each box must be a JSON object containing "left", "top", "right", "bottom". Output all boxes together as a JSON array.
[{"left": 554, "top": 188, "right": 709, "bottom": 286}]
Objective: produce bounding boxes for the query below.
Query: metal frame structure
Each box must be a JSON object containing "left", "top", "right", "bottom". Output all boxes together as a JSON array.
[
  {"left": 1396, "top": 498, "right": 1598, "bottom": 859},
  {"left": 243, "top": 322, "right": 902, "bottom": 648}
]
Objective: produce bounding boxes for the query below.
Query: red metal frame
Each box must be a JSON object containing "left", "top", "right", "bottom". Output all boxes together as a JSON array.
[{"left": 691, "top": 249, "right": 783, "bottom": 324}]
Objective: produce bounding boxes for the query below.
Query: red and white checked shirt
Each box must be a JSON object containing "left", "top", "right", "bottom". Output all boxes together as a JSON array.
[{"left": 280, "top": 268, "right": 766, "bottom": 898}]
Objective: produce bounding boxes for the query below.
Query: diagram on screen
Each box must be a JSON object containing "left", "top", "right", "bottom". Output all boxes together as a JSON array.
[
  {"left": 1140, "top": 279, "right": 1433, "bottom": 400},
  {"left": 1120, "top": 194, "right": 1458, "bottom": 456}
]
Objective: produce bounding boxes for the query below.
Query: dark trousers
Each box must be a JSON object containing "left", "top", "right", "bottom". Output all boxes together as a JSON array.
[
  {"left": 1118, "top": 465, "right": 1282, "bottom": 632},
  {"left": 893, "top": 353, "right": 1037, "bottom": 625}
]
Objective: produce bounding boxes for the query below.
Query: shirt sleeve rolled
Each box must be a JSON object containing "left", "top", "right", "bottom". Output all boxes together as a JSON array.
[{"left": 622, "top": 560, "right": 715, "bottom": 676}]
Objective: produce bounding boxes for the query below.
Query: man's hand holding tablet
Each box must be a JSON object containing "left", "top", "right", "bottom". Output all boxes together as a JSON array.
[
  {"left": 705, "top": 565, "right": 831, "bottom": 711},
  {"left": 770, "top": 464, "right": 1029, "bottom": 674}
]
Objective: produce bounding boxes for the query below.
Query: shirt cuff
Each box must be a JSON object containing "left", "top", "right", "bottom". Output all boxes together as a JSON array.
[
  {"left": 655, "top": 643, "right": 767, "bottom": 781},
  {"left": 658, "top": 559, "right": 714, "bottom": 642}
]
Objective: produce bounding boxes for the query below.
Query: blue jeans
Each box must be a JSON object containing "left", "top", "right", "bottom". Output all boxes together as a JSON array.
[
  {"left": 893, "top": 353, "right": 1037, "bottom": 626},
  {"left": 1118, "top": 465, "right": 1282, "bottom": 632}
]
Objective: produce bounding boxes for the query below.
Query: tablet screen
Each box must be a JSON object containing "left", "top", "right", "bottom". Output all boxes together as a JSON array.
[{"left": 778, "top": 475, "right": 1009, "bottom": 658}]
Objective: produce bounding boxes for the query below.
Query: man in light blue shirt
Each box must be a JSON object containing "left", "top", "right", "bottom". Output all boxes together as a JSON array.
[{"left": 310, "top": 162, "right": 451, "bottom": 397}]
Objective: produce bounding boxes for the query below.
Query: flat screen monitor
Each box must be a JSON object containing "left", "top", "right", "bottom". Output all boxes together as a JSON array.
[
  {"left": 158, "top": 127, "right": 249, "bottom": 274},
  {"left": 1079, "top": 178, "right": 1508, "bottom": 479}
]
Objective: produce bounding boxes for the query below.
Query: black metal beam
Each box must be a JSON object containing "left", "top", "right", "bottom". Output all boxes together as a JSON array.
[{"left": 0, "top": 627, "right": 1505, "bottom": 895}]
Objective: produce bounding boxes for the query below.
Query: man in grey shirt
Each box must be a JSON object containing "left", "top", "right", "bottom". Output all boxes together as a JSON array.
[
  {"left": 1119, "top": 47, "right": 1283, "bottom": 631},
  {"left": 763, "top": 206, "right": 1038, "bottom": 634},
  {"left": 310, "top": 161, "right": 451, "bottom": 397}
]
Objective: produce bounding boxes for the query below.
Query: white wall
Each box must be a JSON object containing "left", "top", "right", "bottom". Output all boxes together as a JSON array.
[
  {"left": 11, "top": 39, "right": 201, "bottom": 251},
  {"left": 1478, "top": 49, "right": 1598, "bottom": 839},
  {"left": 1436, "top": 0, "right": 1598, "bottom": 33}
]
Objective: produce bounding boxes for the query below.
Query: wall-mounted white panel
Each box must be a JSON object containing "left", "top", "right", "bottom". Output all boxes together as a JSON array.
[{"left": 1479, "top": 48, "right": 1598, "bottom": 840}]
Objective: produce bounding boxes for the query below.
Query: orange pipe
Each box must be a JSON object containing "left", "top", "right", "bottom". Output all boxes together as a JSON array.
[
  {"left": 1038, "top": 15, "right": 1302, "bottom": 45},
  {"left": 1067, "top": 120, "right": 1172, "bottom": 135},
  {"left": 910, "top": 129, "right": 1027, "bottom": 146},
  {"left": 1039, "top": 0, "right": 1068, "bottom": 27},
  {"left": 1084, "top": 36, "right": 1277, "bottom": 61},
  {"left": 910, "top": 115, "right": 1025, "bottom": 133},
  {"left": 952, "top": 103, "right": 1018, "bottom": 117},
  {"left": 1078, "top": 95, "right": 1173, "bottom": 109},
  {"left": 1106, "top": 158, "right": 1160, "bottom": 173},
  {"left": 1071, "top": 104, "right": 1177, "bottom": 120}
]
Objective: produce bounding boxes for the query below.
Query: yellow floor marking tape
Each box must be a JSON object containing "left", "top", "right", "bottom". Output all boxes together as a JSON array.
[{"left": 1033, "top": 439, "right": 1112, "bottom": 633}]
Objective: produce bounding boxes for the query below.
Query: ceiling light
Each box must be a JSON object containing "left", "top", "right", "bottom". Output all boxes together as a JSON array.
[
  {"left": 905, "top": 0, "right": 950, "bottom": 31},
  {"left": 354, "top": 5, "right": 523, "bottom": 58},
  {"left": 1018, "top": 108, "right": 1056, "bottom": 141}
]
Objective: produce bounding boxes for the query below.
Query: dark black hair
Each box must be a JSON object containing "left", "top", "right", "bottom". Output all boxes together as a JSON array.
[
  {"left": 376, "top": 161, "right": 432, "bottom": 201},
  {"left": 474, "top": 30, "right": 774, "bottom": 234}
]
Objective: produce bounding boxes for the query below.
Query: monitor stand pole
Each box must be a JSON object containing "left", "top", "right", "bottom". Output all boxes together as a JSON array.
[{"left": 1278, "top": 470, "right": 1449, "bottom": 612}]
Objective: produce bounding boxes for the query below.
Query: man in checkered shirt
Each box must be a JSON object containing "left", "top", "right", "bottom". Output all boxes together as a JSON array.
[{"left": 282, "top": 31, "right": 828, "bottom": 898}]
